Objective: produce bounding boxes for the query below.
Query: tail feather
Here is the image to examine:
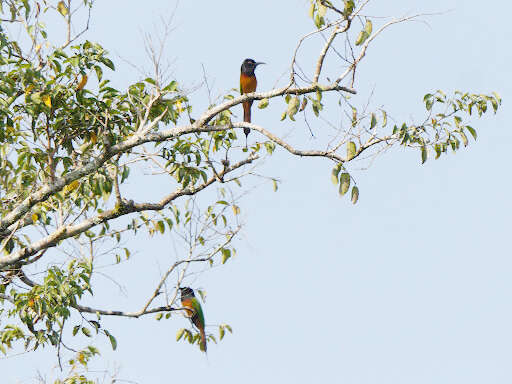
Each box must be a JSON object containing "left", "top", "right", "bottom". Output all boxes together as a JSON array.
[
  {"left": 199, "top": 327, "right": 207, "bottom": 352},
  {"left": 243, "top": 101, "right": 252, "bottom": 123},
  {"left": 243, "top": 101, "right": 252, "bottom": 144}
]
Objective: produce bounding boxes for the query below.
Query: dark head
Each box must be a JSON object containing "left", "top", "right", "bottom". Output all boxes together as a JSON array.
[
  {"left": 179, "top": 287, "right": 195, "bottom": 299},
  {"left": 241, "top": 58, "right": 265, "bottom": 76}
]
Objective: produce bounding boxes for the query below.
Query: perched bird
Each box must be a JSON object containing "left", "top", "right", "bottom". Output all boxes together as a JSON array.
[
  {"left": 240, "top": 58, "right": 265, "bottom": 144},
  {"left": 179, "top": 287, "right": 207, "bottom": 352}
]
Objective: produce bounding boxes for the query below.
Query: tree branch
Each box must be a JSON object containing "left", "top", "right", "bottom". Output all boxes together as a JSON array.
[
  {"left": 0, "top": 83, "right": 354, "bottom": 239},
  {"left": 234, "top": 122, "right": 346, "bottom": 163},
  {"left": 0, "top": 155, "right": 258, "bottom": 269}
]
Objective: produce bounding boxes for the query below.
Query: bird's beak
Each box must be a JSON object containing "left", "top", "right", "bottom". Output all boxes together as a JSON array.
[{"left": 255, "top": 62, "right": 266, "bottom": 66}]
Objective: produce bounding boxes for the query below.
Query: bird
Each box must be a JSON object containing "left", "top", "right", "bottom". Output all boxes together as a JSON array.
[
  {"left": 179, "top": 287, "right": 207, "bottom": 352},
  {"left": 240, "top": 58, "right": 265, "bottom": 145}
]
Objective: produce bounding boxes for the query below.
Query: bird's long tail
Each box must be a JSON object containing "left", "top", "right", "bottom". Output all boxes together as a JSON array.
[
  {"left": 199, "top": 327, "right": 207, "bottom": 352},
  {"left": 243, "top": 101, "right": 252, "bottom": 123},
  {"left": 243, "top": 101, "right": 251, "bottom": 149}
]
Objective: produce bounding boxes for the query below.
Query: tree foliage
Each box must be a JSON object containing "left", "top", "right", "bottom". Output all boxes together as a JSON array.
[{"left": 0, "top": 0, "right": 500, "bottom": 381}]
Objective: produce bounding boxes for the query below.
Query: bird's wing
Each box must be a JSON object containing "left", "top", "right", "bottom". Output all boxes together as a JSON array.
[{"left": 184, "top": 297, "right": 205, "bottom": 328}]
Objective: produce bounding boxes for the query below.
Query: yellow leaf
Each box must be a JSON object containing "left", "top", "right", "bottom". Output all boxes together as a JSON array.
[
  {"left": 76, "top": 74, "right": 88, "bottom": 91},
  {"left": 90, "top": 131, "right": 97, "bottom": 144},
  {"left": 346, "top": 141, "right": 356, "bottom": 160},
  {"left": 64, "top": 180, "right": 80, "bottom": 194},
  {"left": 57, "top": 1, "right": 68, "bottom": 16},
  {"left": 232, "top": 205, "right": 240, "bottom": 215},
  {"left": 176, "top": 328, "right": 185, "bottom": 341},
  {"left": 42, "top": 94, "right": 52, "bottom": 108},
  {"left": 31, "top": 213, "right": 38, "bottom": 223},
  {"left": 25, "top": 84, "right": 34, "bottom": 96},
  {"left": 176, "top": 99, "right": 184, "bottom": 113},
  {"left": 35, "top": 44, "right": 42, "bottom": 53}
]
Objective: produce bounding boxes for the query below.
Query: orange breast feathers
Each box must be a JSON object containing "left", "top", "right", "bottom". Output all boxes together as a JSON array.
[
  {"left": 240, "top": 73, "right": 257, "bottom": 123},
  {"left": 181, "top": 298, "right": 195, "bottom": 318},
  {"left": 240, "top": 73, "right": 257, "bottom": 94}
]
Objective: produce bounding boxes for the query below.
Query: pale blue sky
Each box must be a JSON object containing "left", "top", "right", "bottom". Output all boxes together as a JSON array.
[{"left": 5, "top": 1, "right": 512, "bottom": 383}]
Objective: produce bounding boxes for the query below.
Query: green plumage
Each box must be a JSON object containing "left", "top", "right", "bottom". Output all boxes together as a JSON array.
[
  {"left": 187, "top": 296, "right": 205, "bottom": 328},
  {"left": 179, "top": 287, "right": 207, "bottom": 352}
]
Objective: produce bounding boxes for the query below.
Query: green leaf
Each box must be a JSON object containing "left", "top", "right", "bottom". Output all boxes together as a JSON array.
[
  {"left": 102, "top": 58, "right": 115, "bottom": 71},
  {"left": 258, "top": 98, "right": 269, "bottom": 109},
  {"left": 339, "top": 173, "right": 350, "bottom": 195},
  {"left": 351, "top": 106, "right": 357, "bottom": 126},
  {"left": 90, "top": 321, "right": 100, "bottom": 333},
  {"left": 355, "top": 31, "right": 369, "bottom": 46},
  {"left": 435, "top": 144, "right": 442, "bottom": 159},
  {"left": 287, "top": 96, "right": 300, "bottom": 121},
  {"left": 94, "top": 65, "right": 103, "bottom": 82},
  {"left": 221, "top": 248, "right": 231, "bottom": 264},
  {"left": 490, "top": 97, "right": 498, "bottom": 113},
  {"left": 421, "top": 146, "right": 427, "bottom": 164},
  {"left": 344, "top": 0, "right": 355, "bottom": 17},
  {"left": 465, "top": 125, "right": 477, "bottom": 140},
  {"left": 347, "top": 141, "right": 356, "bottom": 160},
  {"left": 163, "top": 80, "right": 178, "bottom": 92},
  {"left": 370, "top": 113, "right": 377, "bottom": 129},
  {"left": 219, "top": 326, "right": 225, "bottom": 340},
  {"left": 454, "top": 115, "right": 462, "bottom": 128},
  {"left": 314, "top": 14, "right": 325, "bottom": 28},
  {"left": 351, "top": 186, "right": 359, "bottom": 204},
  {"left": 81, "top": 327, "right": 91, "bottom": 337},
  {"left": 364, "top": 19, "right": 373, "bottom": 35},
  {"left": 176, "top": 328, "right": 185, "bottom": 341},
  {"left": 459, "top": 130, "right": 468, "bottom": 147},
  {"left": 109, "top": 334, "right": 117, "bottom": 350},
  {"left": 381, "top": 109, "right": 387, "bottom": 127},
  {"left": 156, "top": 220, "right": 165, "bottom": 234},
  {"left": 331, "top": 164, "right": 341, "bottom": 185}
]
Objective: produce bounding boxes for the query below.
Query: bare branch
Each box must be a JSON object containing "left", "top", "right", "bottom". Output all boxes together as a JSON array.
[
  {"left": 335, "top": 13, "right": 425, "bottom": 85},
  {"left": 234, "top": 122, "right": 346, "bottom": 163}
]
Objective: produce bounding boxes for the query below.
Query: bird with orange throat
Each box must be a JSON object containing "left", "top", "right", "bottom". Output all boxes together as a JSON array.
[
  {"left": 240, "top": 58, "right": 265, "bottom": 146},
  {"left": 179, "top": 287, "right": 207, "bottom": 352}
]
